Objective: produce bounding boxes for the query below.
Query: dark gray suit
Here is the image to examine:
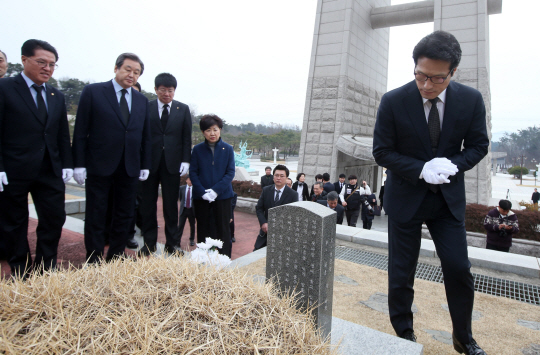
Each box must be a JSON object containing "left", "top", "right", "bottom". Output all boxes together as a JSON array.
[
  {"left": 139, "top": 99, "right": 192, "bottom": 250},
  {"left": 177, "top": 184, "right": 195, "bottom": 242},
  {"left": 0, "top": 74, "right": 73, "bottom": 276},
  {"left": 253, "top": 185, "right": 298, "bottom": 250}
]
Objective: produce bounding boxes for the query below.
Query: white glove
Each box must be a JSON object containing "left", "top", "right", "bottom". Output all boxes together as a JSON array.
[
  {"left": 205, "top": 189, "right": 218, "bottom": 200},
  {"left": 179, "top": 162, "right": 190, "bottom": 176},
  {"left": 139, "top": 169, "right": 150, "bottom": 181},
  {"left": 74, "top": 167, "right": 87, "bottom": 185},
  {"left": 0, "top": 172, "right": 8, "bottom": 192},
  {"left": 421, "top": 158, "right": 458, "bottom": 185},
  {"left": 202, "top": 192, "right": 215, "bottom": 202},
  {"left": 62, "top": 168, "right": 74, "bottom": 183}
]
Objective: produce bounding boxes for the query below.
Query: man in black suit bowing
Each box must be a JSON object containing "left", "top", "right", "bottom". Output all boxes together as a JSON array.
[
  {"left": 253, "top": 164, "right": 298, "bottom": 251},
  {"left": 72, "top": 53, "right": 151, "bottom": 263},
  {"left": 0, "top": 39, "right": 73, "bottom": 277},
  {"left": 373, "top": 31, "right": 488, "bottom": 354},
  {"left": 317, "top": 192, "right": 344, "bottom": 225},
  {"left": 138, "top": 73, "right": 192, "bottom": 256}
]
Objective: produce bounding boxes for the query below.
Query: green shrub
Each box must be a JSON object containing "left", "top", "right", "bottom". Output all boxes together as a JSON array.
[
  {"left": 507, "top": 166, "right": 529, "bottom": 177},
  {"left": 465, "top": 203, "right": 540, "bottom": 242}
]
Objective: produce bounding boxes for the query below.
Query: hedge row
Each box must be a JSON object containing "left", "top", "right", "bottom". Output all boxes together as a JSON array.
[
  {"left": 232, "top": 180, "right": 263, "bottom": 199},
  {"left": 465, "top": 203, "right": 540, "bottom": 242}
]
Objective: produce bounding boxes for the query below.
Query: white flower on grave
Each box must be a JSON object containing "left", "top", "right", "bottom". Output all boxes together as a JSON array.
[{"left": 190, "top": 238, "right": 230, "bottom": 269}]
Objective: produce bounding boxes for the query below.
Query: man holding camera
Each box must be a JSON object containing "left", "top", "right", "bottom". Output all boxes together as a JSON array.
[
  {"left": 339, "top": 174, "right": 371, "bottom": 227},
  {"left": 483, "top": 199, "right": 519, "bottom": 253}
]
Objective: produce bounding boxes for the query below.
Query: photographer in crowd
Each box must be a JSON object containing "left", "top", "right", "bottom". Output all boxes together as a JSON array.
[
  {"left": 339, "top": 175, "right": 371, "bottom": 227},
  {"left": 483, "top": 199, "right": 519, "bottom": 253}
]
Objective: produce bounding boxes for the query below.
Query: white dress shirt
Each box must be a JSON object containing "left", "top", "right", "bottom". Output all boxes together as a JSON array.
[
  {"left": 21, "top": 71, "right": 48, "bottom": 111},
  {"left": 158, "top": 99, "right": 171, "bottom": 119},
  {"left": 296, "top": 182, "right": 304, "bottom": 201},
  {"left": 274, "top": 185, "right": 285, "bottom": 201},
  {"left": 184, "top": 185, "right": 193, "bottom": 207},
  {"left": 422, "top": 88, "right": 447, "bottom": 129},
  {"left": 112, "top": 79, "right": 132, "bottom": 111}
]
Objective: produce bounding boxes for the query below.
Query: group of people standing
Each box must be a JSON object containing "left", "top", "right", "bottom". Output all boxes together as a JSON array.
[
  {"left": 260, "top": 167, "right": 380, "bottom": 230},
  {"left": 0, "top": 39, "right": 238, "bottom": 279}
]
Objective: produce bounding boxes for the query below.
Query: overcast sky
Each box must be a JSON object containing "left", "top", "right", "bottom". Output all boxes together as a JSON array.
[{"left": 1, "top": 1, "right": 536, "bottom": 140}]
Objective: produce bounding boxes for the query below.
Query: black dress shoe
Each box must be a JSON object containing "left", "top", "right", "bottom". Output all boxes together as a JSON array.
[
  {"left": 231, "top": 237, "right": 236, "bottom": 243},
  {"left": 453, "top": 333, "right": 486, "bottom": 355},
  {"left": 189, "top": 239, "right": 195, "bottom": 246},
  {"left": 137, "top": 245, "right": 155, "bottom": 257},
  {"left": 164, "top": 245, "right": 184, "bottom": 256},
  {"left": 126, "top": 237, "right": 139, "bottom": 249},
  {"left": 399, "top": 329, "right": 417, "bottom": 342}
]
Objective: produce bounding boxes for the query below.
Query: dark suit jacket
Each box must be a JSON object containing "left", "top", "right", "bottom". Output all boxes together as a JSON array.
[
  {"left": 372, "top": 80, "right": 488, "bottom": 223},
  {"left": 179, "top": 184, "right": 195, "bottom": 216},
  {"left": 148, "top": 99, "right": 191, "bottom": 174},
  {"left": 291, "top": 181, "right": 309, "bottom": 201},
  {"left": 317, "top": 200, "right": 344, "bottom": 224},
  {"left": 0, "top": 74, "right": 73, "bottom": 179},
  {"left": 256, "top": 185, "right": 298, "bottom": 226},
  {"left": 323, "top": 182, "right": 335, "bottom": 193},
  {"left": 72, "top": 80, "right": 151, "bottom": 177},
  {"left": 260, "top": 174, "right": 274, "bottom": 188},
  {"left": 334, "top": 181, "right": 345, "bottom": 195}
]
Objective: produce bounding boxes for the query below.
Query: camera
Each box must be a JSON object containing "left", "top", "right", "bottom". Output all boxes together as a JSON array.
[
  {"left": 360, "top": 195, "right": 373, "bottom": 213},
  {"left": 498, "top": 228, "right": 507, "bottom": 238}
]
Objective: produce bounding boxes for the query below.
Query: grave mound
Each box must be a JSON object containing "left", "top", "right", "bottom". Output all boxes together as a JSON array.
[{"left": 0, "top": 257, "right": 336, "bottom": 354}]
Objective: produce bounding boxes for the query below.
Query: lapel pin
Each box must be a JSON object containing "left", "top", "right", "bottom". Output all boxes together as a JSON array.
[
  {"left": 177, "top": 107, "right": 179, "bottom": 109},
  {"left": 223, "top": 147, "right": 225, "bottom": 150},
  {"left": 51, "top": 93, "right": 55, "bottom": 96}
]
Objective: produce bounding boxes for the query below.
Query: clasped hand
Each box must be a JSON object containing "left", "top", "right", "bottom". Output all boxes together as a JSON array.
[
  {"left": 422, "top": 158, "right": 458, "bottom": 185},
  {"left": 202, "top": 189, "right": 218, "bottom": 202}
]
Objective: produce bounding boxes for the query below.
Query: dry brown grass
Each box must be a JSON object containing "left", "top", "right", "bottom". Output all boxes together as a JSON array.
[{"left": 0, "top": 257, "right": 337, "bottom": 354}]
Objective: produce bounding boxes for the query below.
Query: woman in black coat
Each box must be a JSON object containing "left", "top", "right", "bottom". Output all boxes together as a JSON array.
[{"left": 292, "top": 172, "right": 310, "bottom": 201}]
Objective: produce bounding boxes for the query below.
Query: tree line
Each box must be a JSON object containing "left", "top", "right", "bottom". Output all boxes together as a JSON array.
[
  {"left": 494, "top": 126, "right": 540, "bottom": 169},
  {"left": 5, "top": 62, "right": 301, "bottom": 157}
]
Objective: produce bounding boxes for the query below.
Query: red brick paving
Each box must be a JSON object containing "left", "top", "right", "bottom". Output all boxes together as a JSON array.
[{"left": 1, "top": 196, "right": 260, "bottom": 278}]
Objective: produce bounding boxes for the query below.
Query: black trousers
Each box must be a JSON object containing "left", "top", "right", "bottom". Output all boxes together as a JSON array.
[
  {"left": 345, "top": 208, "right": 360, "bottom": 227},
  {"left": 104, "top": 181, "right": 142, "bottom": 241},
  {"left": 194, "top": 198, "right": 232, "bottom": 257},
  {"left": 362, "top": 217, "right": 373, "bottom": 230},
  {"left": 388, "top": 190, "right": 474, "bottom": 344},
  {"left": 178, "top": 207, "right": 195, "bottom": 243},
  {"left": 84, "top": 159, "right": 138, "bottom": 263},
  {"left": 139, "top": 153, "right": 180, "bottom": 249},
  {"left": 0, "top": 153, "right": 65, "bottom": 277},
  {"left": 253, "top": 229, "right": 267, "bottom": 251},
  {"left": 486, "top": 242, "right": 510, "bottom": 253}
]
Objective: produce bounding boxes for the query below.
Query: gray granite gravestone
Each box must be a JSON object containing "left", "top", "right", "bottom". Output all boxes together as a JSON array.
[{"left": 266, "top": 201, "right": 336, "bottom": 339}]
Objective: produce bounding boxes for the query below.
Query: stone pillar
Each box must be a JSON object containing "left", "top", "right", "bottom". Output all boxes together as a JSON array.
[
  {"left": 434, "top": 0, "right": 492, "bottom": 205},
  {"left": 266, "top": 201, "right": 337, "bottom": 338},
  {"left": 298, "top": 0, "right": 391, "bottom": 182}
]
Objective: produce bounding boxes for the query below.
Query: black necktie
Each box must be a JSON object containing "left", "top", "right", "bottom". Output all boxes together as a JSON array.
[
  {"left": 427, "top": 97, "right": 440, "bottom": 193},
  {"left": 32, "top": 84, "right": 48, "bottom": 124},
  {"left": 120, "top": 89, "right": 130, "bottom": 126},
  {"left": 161, "top": 104, "right": 169, "bottom": 131},
  {"left": 428, "top": 97, "right": 440, "bottom": 156},
  {"left": 274, "top": 190, "right": 280, "bottom": 204}
]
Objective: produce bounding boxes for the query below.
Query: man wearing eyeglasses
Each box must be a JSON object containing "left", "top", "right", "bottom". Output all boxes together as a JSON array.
[
  {"left": 138, "top": 73, "right": 192, "bottom": 256},
  {"left": 0, "top": 39, "right": 73, "bottom": 278},
  {"left": 373, "top": 31, "right": 488, "bottom": 354},
  {"left": 72, "top": 53, "right": 151, "bottom": 263}
]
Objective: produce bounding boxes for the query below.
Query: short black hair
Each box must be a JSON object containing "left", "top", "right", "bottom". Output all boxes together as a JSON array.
[
  {"left": 21, "top": 39, "right": 59, "bottom": 61},
  {"left": 0, "top": 50, "right": 6, "bottom": 61},
  {"left": 265, "top": 166, "right": 272, "bottom": 171},
  {"left": 327, "top": 191, "right": 339, "bottom": 201},
  {"left": 322, "top": 173, "right": 330, "bottom": 182},
  {"left": 339, "top": 173, "right": 346, "bottom": 178},
  {"left": 115, "top": 53, "right": 144, "bottom": 75},
  {"left": 273, "top": 164, "right": 289, "bottom": 177},
  {"left": 413, "top": 31, "right": 462, "bottom": 72},
  {"left": 200, "top": 114, "right": 223, "bottom": 131},
  {"left": 133, "top": 82, "right": 142, "bottom": 92},
  {"left": 348, "top": 174, "right": 358, "bottom": 180},
  {"left": 499, "top": 199, "right": 512, "bottom": 210},
  {"left": 315, "top": 174, "right": 323, "bottom": 181},
  {"left": 155, "top": 72, "right": 177, "bottom": 89},
  {"left": 313, "top": 181, "right": 323, "bottom": 189},
  {"left": 296, "top": 172, "right": 305, "bottom": 181}
]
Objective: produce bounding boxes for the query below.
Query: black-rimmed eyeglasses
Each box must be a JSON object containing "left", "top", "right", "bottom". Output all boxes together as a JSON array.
[
  {"left": 28, "top": 57, "right": 58, "bottom": 70},
  {"left": 414, "top": 70, "right": 451, "bottom": 84}
]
